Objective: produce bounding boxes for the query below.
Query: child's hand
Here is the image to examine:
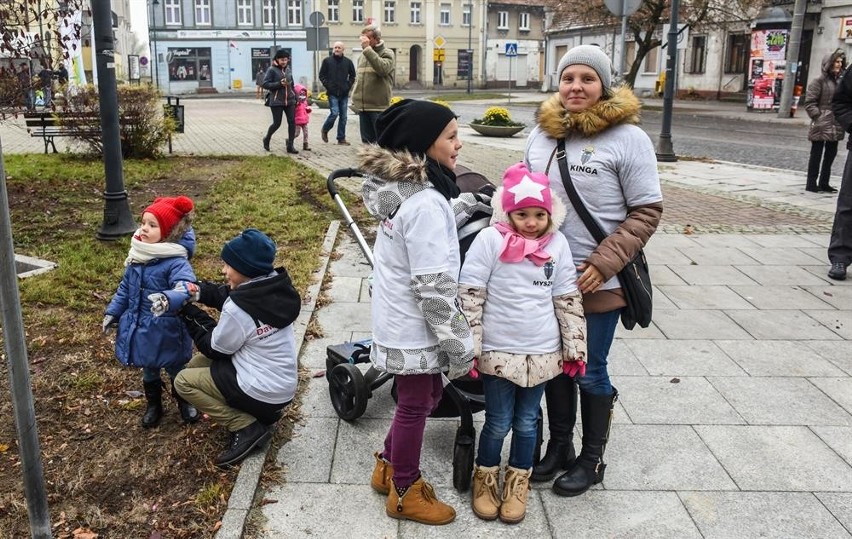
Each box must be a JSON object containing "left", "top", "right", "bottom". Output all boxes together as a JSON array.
[
  {"left": 468, "top": 358, "right": 480, "bottom": 379},
  {"left": 563, "top": 360, "right": 586, "bottom": 378},
  {"left": 102, "top": 314, "right": 117, "bottom": 334},
  {"left": 174, "top": 281, "right": 200, "bottom": 303},
  {"left": 148, "top": 293, "right": 169, "bottom": 317}
]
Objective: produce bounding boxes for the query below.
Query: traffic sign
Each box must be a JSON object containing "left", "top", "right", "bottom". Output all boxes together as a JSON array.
[
  {"left": 433, "top": 48, "right": 445, "bottom": 62},
  {"left": 434, "top": 35, "right": 446, "bottom": 48},
  {"left": 139, "top": 56, "right": 148, "bottom": 66},
  {"left": 604, "top": 0, "right": 642, "bottom": 18},
  {"left": 505, "top": 42, "right": 518, "bottom": 57},
  {"left": 309, "top": 11, "right": 325, "bottom": 27}
]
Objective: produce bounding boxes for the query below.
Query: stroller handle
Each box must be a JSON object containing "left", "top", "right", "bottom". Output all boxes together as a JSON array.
[{"left": 327, "top": 168, "right": 363, "bottom": 198}]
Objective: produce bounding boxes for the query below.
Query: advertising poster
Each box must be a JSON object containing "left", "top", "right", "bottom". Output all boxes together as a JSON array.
[{"left": 748, "top": 28, "right": 788, "bottom": 110}]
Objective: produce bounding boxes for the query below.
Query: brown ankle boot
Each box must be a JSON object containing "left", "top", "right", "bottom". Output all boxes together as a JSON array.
[
  {"left": 499, "top": 466, "right": 531, "bottom": 524},
  {"left": 370, "top": 452, "right": 393, "bottom": 495},
  {"left": 386, "top": 477, "right": 456, "bottom": 525},
  {"left": 471, "top": 464, "right": 500, "bottom": 520}
]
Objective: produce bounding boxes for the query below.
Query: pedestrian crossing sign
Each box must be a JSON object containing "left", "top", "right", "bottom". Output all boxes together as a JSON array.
[{"left": 505, "top": 42, "right": 518, "bottom": 57}]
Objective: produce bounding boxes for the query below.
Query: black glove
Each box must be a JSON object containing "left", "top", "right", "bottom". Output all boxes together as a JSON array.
[{"left": 178, "top": 304, "right": 230, "bottom": 361}]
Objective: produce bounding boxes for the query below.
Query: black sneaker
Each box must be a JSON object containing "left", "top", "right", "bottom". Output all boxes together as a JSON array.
[
  {"left": 828, "top": 262, "right": 847, "bottom": 281},
  {"left": 214, "top": 422, "right": 270, "bottom": 468},
  {"left": 819, "top": 185, "right": 838, "bottom": 193},
  {"left": 262, "top": 136, "right": 270, "bottom": 152}
]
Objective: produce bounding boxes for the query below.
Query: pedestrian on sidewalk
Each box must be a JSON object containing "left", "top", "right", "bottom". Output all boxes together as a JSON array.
[
  {"left": 828, "top": 57, "right": 852, "bottom": 280},
  {"left": 319, "top": 41, "right": 356, "bottom": 145},
  {"left": 255, "top": 66, "right": 265, "bottom": 99},
  {"left": 351, "top": 25, "right": 395, "bottom": 143},
  {"left": 173, "top": 229, "right": 302, "bottom": 467},
  {"left": 459, "top": 163, "right": 587, "bottom": 524},
  {"left": 524, "top": 45, "right": 663, "bottom": 497},
  {"left": 293, "top": 84, "right": 312, "bottom": 151},
  {"left": 102, "top": 196, "right": 201, "bottom": 429},
  {"left": 804, "top": 49, "right": 845, "bottom": 193},
  {"left": 262, "top": 50, "right": 298, "bottom": 154},
  {"left": 361, "top": 99, "right": 474, "bottom": 526}
]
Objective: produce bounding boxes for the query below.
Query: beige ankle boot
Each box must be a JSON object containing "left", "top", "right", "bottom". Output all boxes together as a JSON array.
[
  {"left": 471, "top": 464, "right": 501, "bottom": 520},
  {"left": 370, "top": 452, "right": 393, "bottom": 495},
  {"left": 500, "top": 466, "right": 531, "bottom": 524},
  {"left": 386, "top": 477, "right": 456, "bottom": 525}
]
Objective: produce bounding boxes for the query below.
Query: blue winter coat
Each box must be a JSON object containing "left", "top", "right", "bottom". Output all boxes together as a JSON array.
[{"left": 105, "top": 229, "right": 197, "bottom": 369}]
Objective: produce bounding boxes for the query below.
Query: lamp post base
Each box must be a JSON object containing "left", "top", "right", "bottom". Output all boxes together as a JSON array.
[
  {"left": 655, "top": 134, "right": 678, "bottom": 163},
  {"left": 96, "top": 190, "right": 137, "bottom": 240}
]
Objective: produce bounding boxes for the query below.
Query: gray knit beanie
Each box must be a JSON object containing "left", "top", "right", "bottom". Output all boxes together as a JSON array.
[{"left": 556, "top": 45, "right": 612, "bottom": 90}]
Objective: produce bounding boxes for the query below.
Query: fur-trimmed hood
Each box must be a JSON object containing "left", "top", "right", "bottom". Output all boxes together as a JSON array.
[
  {"left": 535, "top": 85, "right": 641, "bottom": 139},
  {"left": 489, "top": 184, "right": 567, "bottom": 234},
  {"left": 358, "top": 145, "right": 433, "bottom": 220},
  {"left": 165, "top": 217, "right": 196, "bottom": 258}
]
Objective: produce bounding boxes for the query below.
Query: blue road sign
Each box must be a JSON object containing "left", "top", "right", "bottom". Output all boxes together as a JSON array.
[{"left": 505, "top": 42, "right": 518, "bottom": 57}]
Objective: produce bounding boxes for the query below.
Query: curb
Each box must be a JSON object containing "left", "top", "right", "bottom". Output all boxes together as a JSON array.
[{"left": 214, "top": 219, "right": 341, "bottom": 539}]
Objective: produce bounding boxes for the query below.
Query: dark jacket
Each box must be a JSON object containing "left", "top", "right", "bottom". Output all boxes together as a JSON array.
[
  {"left": 262, "top": 64, "right": 295, "bottom": 107},
  {"left": 319, "top": 54, "right": 356, "bottom": 98},
  {"left": 806, "top": 51, "right": 845, "bottom": 142},
  {"left": 832, "top": 62, "right": 852, "bottom": 149}
]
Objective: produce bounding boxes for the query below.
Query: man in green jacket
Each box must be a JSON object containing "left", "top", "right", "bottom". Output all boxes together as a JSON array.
[{"left": 351, "top": 25, "right": 395, "bottom": 143}]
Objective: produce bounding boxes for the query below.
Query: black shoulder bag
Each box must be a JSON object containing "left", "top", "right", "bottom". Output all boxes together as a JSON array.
[{"left": 555, "top": 138, "right": 653, "bottom": 330}]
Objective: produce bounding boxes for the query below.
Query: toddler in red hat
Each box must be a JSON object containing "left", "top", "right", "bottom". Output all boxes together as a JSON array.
[
  {"left": 102, "top": 195, "right": 201, "bottom": 428},
  {"left": 457, "top": 162, "right": 587, "bottom": 523}
]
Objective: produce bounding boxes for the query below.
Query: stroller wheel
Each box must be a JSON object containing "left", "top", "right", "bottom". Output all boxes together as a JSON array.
[
  {"left": 328, "top": 363, "right": 368, "bottom": 421},
  {"left": 452, "top": 426, "right": 476, "bottom": 492}
]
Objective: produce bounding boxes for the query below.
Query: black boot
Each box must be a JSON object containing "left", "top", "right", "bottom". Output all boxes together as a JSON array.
[
  {"left": 171, "top": 380, "right": 200, "bottom": 424},
  {"left": 531, "top": 374, "right": 577, "bottom": 482},
  {"left": 214, "top": 422, "right": 271, "bottom": 468},
  {"left": 141, "top": 380, "right": 164, "bottom": 429},
  {"left": 286, "top": 140, "right": 299, "bottom": 154},
  {"left": 552, "top": 387, "right": 618, "bottom": 497}
]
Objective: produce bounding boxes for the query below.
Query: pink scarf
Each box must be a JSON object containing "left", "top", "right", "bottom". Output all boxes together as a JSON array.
[{"left": 493, "top": 222, "right": 553, "bottom": 266}]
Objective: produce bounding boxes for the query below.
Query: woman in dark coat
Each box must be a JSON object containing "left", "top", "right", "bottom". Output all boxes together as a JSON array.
[{"left": 804, "top": 50, "right": 846, "bottom": 193}]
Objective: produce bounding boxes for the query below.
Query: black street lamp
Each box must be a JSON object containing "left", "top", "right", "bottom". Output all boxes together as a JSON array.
[
  {"left": 273, "top": 1, "right": 278, "bottom": 51},
  {"left": 150, "top": 0, "right": 160, "bottom": 88}
]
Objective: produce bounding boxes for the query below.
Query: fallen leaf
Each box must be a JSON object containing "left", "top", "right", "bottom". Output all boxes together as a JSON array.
[
  {"left": 71, "top": 527, "right": 98, "bottom": 539},
  {"left": 0, "top": 443, "right": 9, "bottom": 452},
  {"left": 670, "top": 377, "right": 680, "bottom": 384},
  {"left": 260, "top": 498, "right": 278, "bottom": 506}
]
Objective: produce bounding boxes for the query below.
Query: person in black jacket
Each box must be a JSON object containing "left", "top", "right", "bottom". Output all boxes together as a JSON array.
[
  {"left": 262, "top": 49, "right": 298, "bottom": 154},
  {"left": 829, "top": 66, "right": 852, "bottom": 280},
  {"left": 319, "top": 41, "right": 356, "bottom": 145}
]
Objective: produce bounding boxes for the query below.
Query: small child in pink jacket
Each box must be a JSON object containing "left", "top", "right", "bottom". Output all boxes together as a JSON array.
[{"left": 294, "top": 84, "right": 312, "bottom": 151}]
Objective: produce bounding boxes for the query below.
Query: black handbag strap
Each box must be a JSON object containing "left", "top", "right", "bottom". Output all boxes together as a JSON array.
[{"left": 555, "top": 138, "right": 607, "bottom": 245}]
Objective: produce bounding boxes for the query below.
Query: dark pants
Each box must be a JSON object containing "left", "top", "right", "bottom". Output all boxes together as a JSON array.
[
  {"left": 265, "top": 104, "right": 296, "bottom": 145},
  {"left": 829, "top": 152, "right": 852, "bottom": 266},
  {"left": 358, "top": 111, "right": 381, "bottom": 143},
  {"left": 807, "top": 140, "right": 839, "bottom": 189}
]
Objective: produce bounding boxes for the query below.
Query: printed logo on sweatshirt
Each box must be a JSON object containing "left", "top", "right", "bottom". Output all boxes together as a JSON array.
[
  {"left": 533, "top": 259, "right": 555, "bottom": 287},
  {"left": 380, "top": 218, "right": 394, "bottom": 239},
  {"left": 572, "top": 146, "right": 598, "bottom": 174}
]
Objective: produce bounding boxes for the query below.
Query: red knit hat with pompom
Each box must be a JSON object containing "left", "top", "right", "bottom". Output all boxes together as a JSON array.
[{"left": 142, "top": 196, "right": 194, "bottom": 238}]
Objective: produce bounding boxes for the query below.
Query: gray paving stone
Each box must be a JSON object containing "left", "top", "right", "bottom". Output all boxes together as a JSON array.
[
  {"left": 298, "top": 372, "right": 340, "bottom": 419},
  {"left": 608, "top": 339, "right": 649, "bottom": 376},
  {"left": 806, "top": 341, "right": 852, "bottom": 375},
  {"left": 605, "top": 425, "right": 737, "bottom": 490},
  {"left": 803, "top": 285, "right": 852, "bottom": 309},
  {"left": 681, "top": 491, "right": 851, "bottom": 539},
  {"left": 326, "top": 275, "right": 364, "bottom": 302},
  {"left": 613, "top": 376, "right": 744, "bottom": 424},
  {"left": 694, "top": 425, "right": 852, "bottom": 491},
  {"left": 736, "top": 246, "right": 825, "bottom": 265},
  {"left": 650, "top": 264, "right": 689, "bottom": 285},
  {"left": 667, "top": 265, "right": 757, "bottom": 286},
  {"left": 809, "top": 378, "right": 852, "bottom": 415},
  {"left": 649, "top": 233, "right": 701, "bottom": 249},
  {"left": 805, "top": 309, "right": 852, "bottom": 339},
  {"left": 651, "top": 309, "right": 753, "bottom": 340},
  {"left": 683, "top": 234, "right": 763, "bottom": 249},
  {"left": 730, "top": 284, "right": 836, "bottom": 310},
  {"left": 259, "top": 483, "right": 397, "bottom": 538},
  {"left": 812, "top": 426, "right": 852, "bottom": 467},
  {"left": 542, "top": 490, "right": 702, "bottom": 539},
  {"left": 708, "top": 377, "right": 852, "bottom": 425},
  {"left": 315, "top": 301, "right": 373, "bottom": 332},
  {"left": 614, "top": 321, "right": 667, "bottom": 340},
  {"left": 815, "top": 492, "right": 852, "bottom": 532},
  {"left": 725, "top": 309, "right": 843, "bottom": 340},
  {"left": 275, "top": 416, "right": 338, "bottom": 483},
  {"left": 745, "top": 233, "right": 827, "bottom": 248},
  {"left": 713, "top": 340, "right": 848, "bottom": 376},
  {"left": 797, "top": 233, "right": 829, "bottom": 246},
  {"left": 328, "top": 241, "right": 374, "bottom": 278},
  {"left": 643, "top": 245, "right": 694, "bottom": 265},
  {"left": 656, "top": 285, "right": 755, "bottom": 310},
  {"left": 298, "top": 332, "right": 353, "bottom": 369},
  {"left": 624, "top": 339, "right": 746, "bottom": 376},
  {"left": 651, "top": 286, "right": 678, "bottom": 309},
  {"left": 735, "top": 265, "right": 831, "bottom": 285},
  {"left": 678, "top": 247, "right": 760, "bottom": 265}
]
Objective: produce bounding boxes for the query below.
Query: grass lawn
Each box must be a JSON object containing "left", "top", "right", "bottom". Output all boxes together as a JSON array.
[{"left": 0, "top": 153, "right": 354, "bottom": 537}]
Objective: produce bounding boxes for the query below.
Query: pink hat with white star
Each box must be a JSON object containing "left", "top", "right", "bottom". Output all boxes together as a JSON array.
[{"left": 501, "top": 162, "right": 553, "bottom": 215}]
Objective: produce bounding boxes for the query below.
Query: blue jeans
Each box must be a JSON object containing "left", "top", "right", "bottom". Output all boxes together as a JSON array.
[
  {"left": 321, "top": 95, "right": 348, "bottom": 141},
  {"left": 476, "top": 374, "right": 546, "bottom": 470},
  {"left": 575, "top": 310, "right": 621, "bottom": 396},
  {"left": 142, "top": 366, "right": 183, "bottom": 384}
]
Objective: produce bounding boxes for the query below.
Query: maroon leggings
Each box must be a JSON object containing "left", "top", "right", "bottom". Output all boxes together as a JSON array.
[{"left": 382, "top": 373, "right": 444, "bottom": 489}]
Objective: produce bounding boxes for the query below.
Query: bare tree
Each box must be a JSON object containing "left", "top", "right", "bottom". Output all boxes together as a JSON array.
[{"left": 545, "top": 0, "right": 763, "bottom": 88}]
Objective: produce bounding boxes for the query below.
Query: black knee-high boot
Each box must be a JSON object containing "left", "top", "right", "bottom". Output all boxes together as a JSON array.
[
  {"left": 552, "top": 387, "right": 618, "bottom": 497},
  {"left": 142, "top": 380, "right": 164, "bottom": 428},
  {"left": 531, "top": 374, "right": 577, "bottom": 482}
]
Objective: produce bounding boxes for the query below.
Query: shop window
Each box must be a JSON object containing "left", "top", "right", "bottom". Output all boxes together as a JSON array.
[{"left": 168, "top": 47, "right": 212, "bottom": 82}]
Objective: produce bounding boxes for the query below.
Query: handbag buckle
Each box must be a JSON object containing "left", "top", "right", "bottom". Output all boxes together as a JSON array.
[{"left": 555, "top": 149, "right": 566, "bottom": 160}]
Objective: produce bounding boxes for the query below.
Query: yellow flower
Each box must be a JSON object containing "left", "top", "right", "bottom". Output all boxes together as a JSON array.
[
  {"left": 473, "top": 106, "right": 522, "bottom": 127},
  {"left": 390, "top": 96, "right": 403, "bottom": 105}
]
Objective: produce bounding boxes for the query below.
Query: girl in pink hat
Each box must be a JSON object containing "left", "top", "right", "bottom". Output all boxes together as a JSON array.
[{"left": 458, "top": 162, "right": 587, "bottom": 524}]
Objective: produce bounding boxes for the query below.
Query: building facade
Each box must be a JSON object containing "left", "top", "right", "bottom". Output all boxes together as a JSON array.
[{"left": 484, "top": 0, "right": 546, "bottom": 89}]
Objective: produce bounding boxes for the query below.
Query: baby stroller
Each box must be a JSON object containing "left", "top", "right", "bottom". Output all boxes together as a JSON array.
[{"left": 325, "top": 165, "right": 501, "bottom": 492}]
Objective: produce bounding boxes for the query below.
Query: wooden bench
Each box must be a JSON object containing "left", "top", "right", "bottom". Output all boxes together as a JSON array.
[{"left": 23, "top": 112, "right": 101, "bottom": 154}]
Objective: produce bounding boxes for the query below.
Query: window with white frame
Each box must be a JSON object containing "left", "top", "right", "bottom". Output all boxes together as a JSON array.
[
  {"left": 440, "top": 3, "right": 450, "bottom": 25},
  {"left": 497, "top": 11, "right": 508, "bottom": 30},
  {"left": 462, "top": 3, "right": 472, "bottom": 27},
  {"left": 410, "top": 1, "right": 421, "bottom": 24},
  {"left": 353, "top": 0, "right": 364, "bottom": 23},
  {"left": 165, "top": 0, "right": 181, "bottom": 25},
  {"left": 262, "top": 0, "right": 275, "bottom": 26},
  {"left": 195, "top": 0, "right": 211, "bottom": 25},
  {"left": 687, "top": 35, "right": 706, "bottom": 74},
  {"left": 237, "top": 0, "right": 252, "bottom": 25},
  {"left": 328, "top": 0, "right": 340, "bottom": 22},
  {"left": 519, "top": 12, "right": 529, "bottom": 31},
  {"left": 287, "top": 0, "right": 301, "bottom": 25},
  {"left": 384, "top": 1, "right": 395, "bottom": 23}
]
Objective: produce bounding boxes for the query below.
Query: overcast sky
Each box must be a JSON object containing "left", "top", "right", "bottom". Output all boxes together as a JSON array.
[{"left": 128, "top": 0, "right": 149, "bottom": 47}]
